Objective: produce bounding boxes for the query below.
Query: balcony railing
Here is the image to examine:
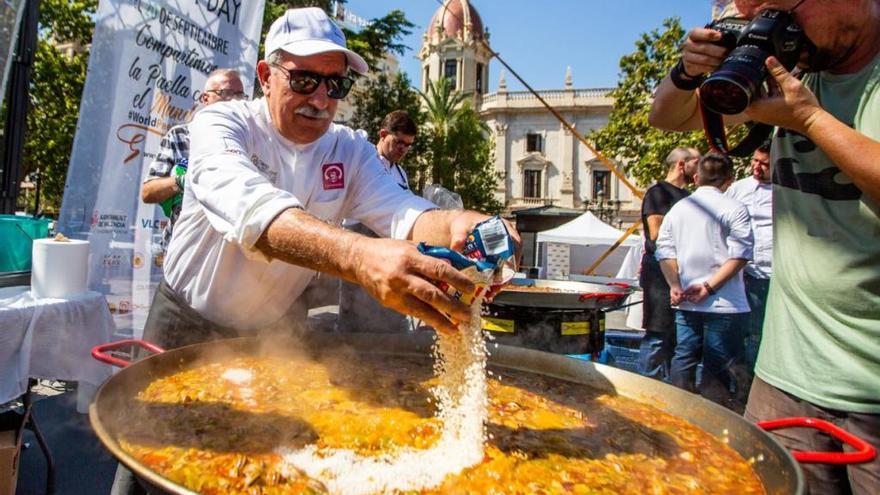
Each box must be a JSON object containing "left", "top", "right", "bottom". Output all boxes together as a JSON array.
[
  {"left": 512, "top": 197, "right": 555, "bottom": 205},
  {"left": 478, "top": 88, "right": 615, "bottom": 113}
]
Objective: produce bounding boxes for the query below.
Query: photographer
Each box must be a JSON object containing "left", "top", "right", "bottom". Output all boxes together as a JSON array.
[{"left": 649, "top": 1, "right": 880, "bottom": 493}]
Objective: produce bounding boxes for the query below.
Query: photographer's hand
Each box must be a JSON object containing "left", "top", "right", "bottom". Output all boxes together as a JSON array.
[
  {"left": 649, "top": 27, "right": 744, "bottom": 132},
  {"left": 749, "top": 57, "right": 880, "bottom": 205},
  {"left": 745, "top": 56, "right": 823, "bottom": 134},
  {"left": 681, "top": 28, "right": 728, "bottom": 77}
]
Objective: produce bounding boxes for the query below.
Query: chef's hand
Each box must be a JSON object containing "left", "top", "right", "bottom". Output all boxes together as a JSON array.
[
  {"left": 683, "top": 284, "right": 710, "bottom": 304},
  {"left": 745, "top": 56, "right": 823, "bottom": 134},
  {"left": 352, "top": 238, "right": 475, "bottom": 334},
  {"left": 448, "top": 211, "right": 522, "bottom": 302}
]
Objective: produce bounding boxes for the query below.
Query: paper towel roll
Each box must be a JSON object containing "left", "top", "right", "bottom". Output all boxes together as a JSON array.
[{"left": 30, "top": 238, "right": 90, "bottom": 299}]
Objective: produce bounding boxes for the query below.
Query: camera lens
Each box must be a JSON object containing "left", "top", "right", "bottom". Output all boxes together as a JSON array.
[
  {"left": 700, "top": 45, "right": 769, "bottom": 114},
  {"left": 700, "top": 77, "right": 752, "bottom": 114}
]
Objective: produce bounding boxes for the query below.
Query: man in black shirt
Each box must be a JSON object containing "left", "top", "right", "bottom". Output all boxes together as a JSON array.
[{"left": 638, "top": 147, "right": 700, "bottom": 380}]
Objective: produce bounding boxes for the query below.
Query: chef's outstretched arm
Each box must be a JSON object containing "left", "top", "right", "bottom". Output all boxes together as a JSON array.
[{"left": 256, "top": 207, "right": 476, "bottom": 333}]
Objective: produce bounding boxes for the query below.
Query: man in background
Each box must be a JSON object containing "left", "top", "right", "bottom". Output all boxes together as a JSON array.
[
  {"left": 337, "top": 110, "right": 418, "bottom": 333},
  {"left": 656, "top": 153, "right": 752, "bottom": 406},
  {"left": 725, "top": 144, "right": 772, "bottom": 378},
  {"left": 141, "top": 68, "right": 247, "bottom": 250},
  {"left": 637, "top": 147, "right": 700, "bottom": 381},
  {"left": 375, "top": 110, "right": 416, "bottom": 190}
]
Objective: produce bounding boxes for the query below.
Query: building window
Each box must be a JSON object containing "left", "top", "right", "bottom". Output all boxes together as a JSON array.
[
  {"left": 424, "top": 66, "right": 430, "bottom": 90},
  {"left": 593, "top": 170, "right": 611, "bottom": 199},
  {"left": 476, "top": 63, "right": 484, "bottom": 93},
  {"left": 523, "top": 169, "right": 542, "bottom": 198},
  {"left": 526, "top": 133, "right": 543, "bottom": 153},
  {"left": 444, "top": 59, "right": 457, "bottom": 89}
]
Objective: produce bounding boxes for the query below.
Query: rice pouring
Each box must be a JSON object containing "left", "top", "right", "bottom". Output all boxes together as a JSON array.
[{"left": 280, "top": 218, "right": 515, "bottom": 494}]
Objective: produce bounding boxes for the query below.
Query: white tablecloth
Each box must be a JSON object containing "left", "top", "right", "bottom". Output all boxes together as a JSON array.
[{"left": 0, "top": 286, "right": 114, "bottom": 405}]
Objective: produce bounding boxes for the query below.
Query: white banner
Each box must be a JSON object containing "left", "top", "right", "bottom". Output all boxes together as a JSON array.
[{"left": 57, "top": 0, "right": 265, "bottom": 336}]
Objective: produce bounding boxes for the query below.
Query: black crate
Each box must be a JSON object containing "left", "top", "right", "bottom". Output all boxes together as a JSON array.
[{"left": 482, "top": 303, "right": 605, "bottom": 355}]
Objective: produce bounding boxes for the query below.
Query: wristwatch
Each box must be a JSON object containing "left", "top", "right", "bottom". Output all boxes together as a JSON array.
[
  {"left": 174, "top": 173, "right": 185, "bottom": 192},
  {"left": 703, "top": 281, "right": 716, "bottom": 295}
]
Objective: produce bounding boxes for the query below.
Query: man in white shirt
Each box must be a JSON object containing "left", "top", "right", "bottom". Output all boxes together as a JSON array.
[
  {"left": 337, "top": 110, "right": 418, "bottom": 333},
  {"left": 725, "top": 144, "right": 772, "bottom": 376},
  {"left": 375, "top": 110, "right": 417, "bottom": 189},
  {"left": 140, "top": 8, "right": 520, "bottom": 350},
  {"left": 656, "top": 153, "right": 753, "bottom": 406}
]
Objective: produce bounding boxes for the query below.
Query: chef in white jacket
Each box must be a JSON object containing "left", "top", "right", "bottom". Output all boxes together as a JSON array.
[{"left": 142, "top": 7, "right": 520, "bottom": 350}]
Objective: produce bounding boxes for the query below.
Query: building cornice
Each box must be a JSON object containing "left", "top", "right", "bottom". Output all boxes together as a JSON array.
[{"left": 478, "top": 88, "right": 615, "bottom": 117}]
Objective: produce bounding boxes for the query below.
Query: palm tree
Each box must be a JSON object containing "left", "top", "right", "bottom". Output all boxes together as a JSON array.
[
  {"left": 416, "top": 77, "right": 500, "bottom": 212},
  {"left": 418, "top": 76, "right": 468, "bottom": 138},
  {"left": 418, "top": 77, "right": 471, "bottom": 187}
]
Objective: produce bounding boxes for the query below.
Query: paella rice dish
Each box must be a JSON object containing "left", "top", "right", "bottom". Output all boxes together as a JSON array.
[{"left": 115, "top": 352, "right": 765, "bottom": 494}]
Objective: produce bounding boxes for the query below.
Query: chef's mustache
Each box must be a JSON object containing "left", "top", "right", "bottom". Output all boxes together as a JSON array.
[{"left": 295, "top": 105, "right": 330, "bottom": 119}]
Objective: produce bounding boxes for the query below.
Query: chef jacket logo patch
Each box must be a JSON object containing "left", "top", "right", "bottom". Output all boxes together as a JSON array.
[
  {"left": 250, "top": 154, "right": 278, "bottom": 184},
  {"left": 322, "top": 163, "right": 345, "bottom": 190}
]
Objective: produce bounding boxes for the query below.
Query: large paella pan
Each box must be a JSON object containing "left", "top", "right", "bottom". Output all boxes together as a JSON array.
[
  {"left": 89, "top": 334, "right": 874, "bottom": 494},
  {"left": 492, "top": 278, "right": 634, "bottom": 310}
]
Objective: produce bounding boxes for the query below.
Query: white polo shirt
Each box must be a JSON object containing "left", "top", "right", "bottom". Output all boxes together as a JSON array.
[
  {"left": 164, "top": 98, "right": 436, "bottom": 330},
  {"left": 655, "top": 186, "right": 753, "bottom": 313},
  {"left": 379, "top": 154, "right": 410, "bottom": 190},
  {"left": 726, "top": 177, "right": 773, "bottom": 279}
]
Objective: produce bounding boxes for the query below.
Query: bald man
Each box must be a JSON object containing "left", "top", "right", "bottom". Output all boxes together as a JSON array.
[{"left": 637, "top": 146, "right": 700, "bottom": 381}]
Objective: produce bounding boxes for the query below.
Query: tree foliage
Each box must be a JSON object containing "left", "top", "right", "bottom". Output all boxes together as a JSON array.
[
  {"left": 343, "top": 10, "right": 414, "bottom": 71},
  {"left": 589, "top": 17, "right": 706, "bottom": 187},
  {"left": 419, "top": 78, "right": 502, "bottom": 214},
  {"left": 21, "top": 0, "right": 96, "bottom": 213}
]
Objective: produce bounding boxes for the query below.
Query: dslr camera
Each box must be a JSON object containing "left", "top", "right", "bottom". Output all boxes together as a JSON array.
[{"left": 699, "top": 10, "right": 809, "bottom": 115}]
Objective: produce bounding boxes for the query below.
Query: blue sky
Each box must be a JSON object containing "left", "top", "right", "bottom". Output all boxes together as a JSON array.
[{"left": 344, "top": 0, "right": 715, "bottom": 92}]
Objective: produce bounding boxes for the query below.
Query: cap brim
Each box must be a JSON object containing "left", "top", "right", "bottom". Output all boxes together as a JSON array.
[{"left": 276, "top": 40, "right": 369, "bottom": 75}]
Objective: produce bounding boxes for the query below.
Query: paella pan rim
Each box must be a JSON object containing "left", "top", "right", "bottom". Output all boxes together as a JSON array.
[
  {"left": 493, "top": 278, "right": 635, "bottom": 310},
  {"left": 89, "top": 401, "right": 201, "bottom": 495},
  {"left": 89, "top": 333, "right": 804, "bottom": 495}
]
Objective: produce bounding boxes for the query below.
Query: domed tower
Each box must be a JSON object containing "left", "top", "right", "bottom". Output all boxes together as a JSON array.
[{"left": 419, "top": 0, "right": 492, "bottom": 106}]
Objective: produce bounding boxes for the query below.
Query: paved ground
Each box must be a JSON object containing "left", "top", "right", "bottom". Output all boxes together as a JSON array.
[{"left": 14, "top": 388, "right": 117, "bottom": 495}]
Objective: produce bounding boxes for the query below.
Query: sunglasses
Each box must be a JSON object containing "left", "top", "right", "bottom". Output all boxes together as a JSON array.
[
  {"left": 269, "top": 63, "right": 354, "bottom": 100},
  {"left": 205, "top": 88, "right": 248, "bottom": 100}
]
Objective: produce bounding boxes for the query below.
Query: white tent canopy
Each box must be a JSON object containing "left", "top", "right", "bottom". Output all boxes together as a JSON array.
[
  {"left": 535, "top": 211, "right": 644, "bottom": 331},
  {"left": 536, "top": 211, "right": 641, "bottom": 247}
]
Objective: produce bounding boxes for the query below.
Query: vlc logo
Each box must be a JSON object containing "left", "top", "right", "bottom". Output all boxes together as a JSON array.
[{"left": 322, "top": 163, "right": 345, "bottom": 190}]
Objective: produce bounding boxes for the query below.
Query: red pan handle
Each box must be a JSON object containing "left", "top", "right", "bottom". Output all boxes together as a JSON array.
[
  {"left": 605, "top": 282, "right": 632, "bottom": 289},
  {"left": 579, "top": 292, "right": 627, "bottom": 302},
  {"left": 91, "top": 339, "right": 166, "bottom": 368},
  {"left": 758, "top": 417, "right": 877, "bottom": 465}
]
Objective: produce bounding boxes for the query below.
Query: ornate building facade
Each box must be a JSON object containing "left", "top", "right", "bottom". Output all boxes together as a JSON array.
[{"left": 419, "top": 0, "right": 641, "bottom": 224}]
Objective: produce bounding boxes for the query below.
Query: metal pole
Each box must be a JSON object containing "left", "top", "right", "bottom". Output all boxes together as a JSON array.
[
  {"left": 0, "top": 0, "right": 39, "bottom": 214},
  {"left": 584, "top": 220, "right": 641, "bottom": 276},
  {"left": 33, "top": 167, "right": 41, "bottom": 216}
]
